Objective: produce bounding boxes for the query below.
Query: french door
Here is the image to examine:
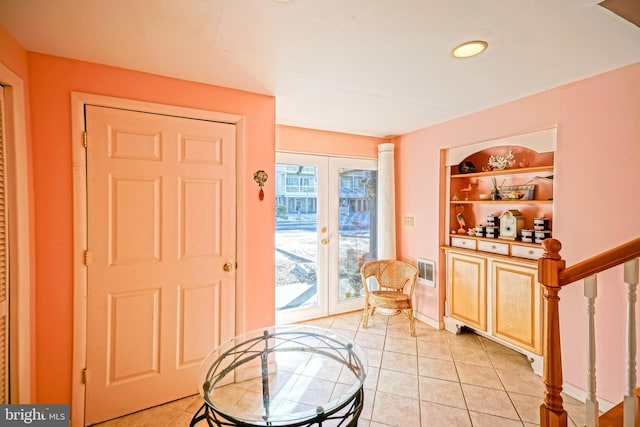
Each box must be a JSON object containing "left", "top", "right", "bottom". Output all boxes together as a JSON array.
[{"left": 275, "top": 153, "right": 377, "bottom": 324}]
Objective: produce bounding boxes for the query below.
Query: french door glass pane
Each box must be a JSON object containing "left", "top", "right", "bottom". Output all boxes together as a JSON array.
[
  {"left": 338, "top": 168, "right": 377, "bottom": 301},
  {"left": 275, "top": 163, "right": 319, "bottom": 312}
]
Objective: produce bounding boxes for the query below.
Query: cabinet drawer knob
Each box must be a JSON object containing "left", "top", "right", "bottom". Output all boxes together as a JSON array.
[
  {"left": 528, "top": 250, "right": 534, "bottom": 255},
  {"left": 491, "top": 245, "right": 496, "bottom": 249}
]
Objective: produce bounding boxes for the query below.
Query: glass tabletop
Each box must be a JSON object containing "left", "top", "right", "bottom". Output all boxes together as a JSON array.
[{"left": 196, "top": 325, "right": 368, "bottom": 425}]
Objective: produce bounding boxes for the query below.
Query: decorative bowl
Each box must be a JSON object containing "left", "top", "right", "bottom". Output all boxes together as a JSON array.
[
  {"left": 458, "top": 161, "right": 476, "bottom": 174},
  {"left": 503, "top": 191, "right": 524, "bottom": 200}
]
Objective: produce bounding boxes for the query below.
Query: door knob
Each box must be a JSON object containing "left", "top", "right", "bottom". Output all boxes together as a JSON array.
[
  {"left": 223, "top": 262, "right": 233, "bottom": 272},
  {"left": 321, "top": 238, "right": 328, "bottom": 245}
]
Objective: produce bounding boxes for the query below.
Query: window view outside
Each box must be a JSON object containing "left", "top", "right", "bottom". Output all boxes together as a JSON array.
[
  {"left": 337, "top": 167, "right": 377, "bottom": 301},
  {"left": 275, "top": 163, "right": 377, "bottom": 314}
]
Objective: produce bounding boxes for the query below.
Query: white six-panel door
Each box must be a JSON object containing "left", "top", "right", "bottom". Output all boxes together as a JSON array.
[{"left": 84, "top": 106, "right": 236, "bottom": 424}]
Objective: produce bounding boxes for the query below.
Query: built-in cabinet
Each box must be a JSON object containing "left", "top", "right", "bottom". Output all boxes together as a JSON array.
[
  {"left": 446, "top": 250, "right": 542, "bottom": 354},
  {"left": 442, "top": 127, "right": 557, "bottom": 374},
  {"left": 491, "top": 260, "right": 541, "bottom": 354},
  {"left": 447, "top": 252, "right": 487, "bottom": 331}
]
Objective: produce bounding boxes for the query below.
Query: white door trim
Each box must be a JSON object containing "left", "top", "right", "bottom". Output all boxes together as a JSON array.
[
  {"left": 0, "top": 62, "right": 32, "bottom": 404},
  {"left": 70, "top": 92, "right": 246, "bottom": 426}
]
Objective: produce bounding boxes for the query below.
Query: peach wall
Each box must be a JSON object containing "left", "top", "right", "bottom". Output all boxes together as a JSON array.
[
  {"left": 26, "top": 53, "right": 275, "bottom": 405},
  {"left": 277, "top": 125, "right": 385, "bottom": 158},
  {"left": 0, "top": 25, "right": 29, "bottom": 80},
  {"left": 0, "top": 25, "right": 36, "bottom": 399},
  {"left": 396, "top": 62, "right": 640, "bottom": 402}
]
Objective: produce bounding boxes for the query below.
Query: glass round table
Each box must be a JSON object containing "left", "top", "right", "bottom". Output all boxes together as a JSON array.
[{"left": 190, "top": 325, "right": 368, "bottom": 427}]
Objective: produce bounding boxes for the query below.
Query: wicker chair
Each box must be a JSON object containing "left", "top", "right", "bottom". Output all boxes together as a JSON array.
[{"left": 360, "top": 259, "right": 419, "bottom": 336}]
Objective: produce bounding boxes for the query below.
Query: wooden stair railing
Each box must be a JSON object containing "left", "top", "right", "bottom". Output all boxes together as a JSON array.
[
  {"left": 539, "top": 237, "right": 640, "bottom": 427},
  {"left": 599, "top": 388, "right": 640, "bottom": 427}
]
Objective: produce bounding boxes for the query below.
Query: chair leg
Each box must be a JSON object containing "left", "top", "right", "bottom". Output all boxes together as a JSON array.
[{"left": 404, "top": 309, "right": 416, "bottom": 337}]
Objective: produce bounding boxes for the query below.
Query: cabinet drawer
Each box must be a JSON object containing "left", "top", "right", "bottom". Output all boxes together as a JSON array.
[
  {"left": 512, "top": 244, "right": 544, "bottom": 260},
  {"left": 477, "top": 240, "right": 509, "bottom": 255},
  {"left": 451, "top": 237, "right": 476, "bottom": 250}
]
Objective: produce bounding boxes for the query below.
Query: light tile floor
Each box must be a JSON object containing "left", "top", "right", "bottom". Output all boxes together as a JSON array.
[{"left": 92, "top": 311, "right": 587, "bottom": 426}]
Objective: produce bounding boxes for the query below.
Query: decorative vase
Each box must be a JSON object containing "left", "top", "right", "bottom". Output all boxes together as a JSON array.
[
  {"left": 491, "top": 187, "right": 501, "bottom": 200},
  {"left": 491, "top": 177, "right": 502, "bottom": 200}
]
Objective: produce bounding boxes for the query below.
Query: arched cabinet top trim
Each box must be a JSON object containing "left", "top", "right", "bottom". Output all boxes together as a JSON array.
[{"left": 445, "top": 126, "right": 557, "bottom": 166}]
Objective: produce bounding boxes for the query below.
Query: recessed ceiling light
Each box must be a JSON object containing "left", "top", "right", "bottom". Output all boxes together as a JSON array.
[{"left": 451, "top": 41, "right": 488, "bottom": 58}]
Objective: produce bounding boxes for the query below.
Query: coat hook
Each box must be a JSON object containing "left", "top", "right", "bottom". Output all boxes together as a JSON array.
[{"left": 253, "top": 170, "right": 268, "bottom": 201}]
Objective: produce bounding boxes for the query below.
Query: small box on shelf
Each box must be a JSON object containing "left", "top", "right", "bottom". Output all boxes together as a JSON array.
[
  {"left": 521, "top": 230, "right": 535, "bottom": 244},
  {"left": 534, "top": 230, "right": 552, "bottom": 244},
  {"left": 533, "top": 217, "right": 550, "bottom": 231},
  {"left": 486, "top": 226, "right": 499, "bottom": 239}
]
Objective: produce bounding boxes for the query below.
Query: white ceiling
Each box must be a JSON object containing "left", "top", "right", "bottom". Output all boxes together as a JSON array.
[{"left": 1, "top": 0, "right": 639, "bottom": 137}]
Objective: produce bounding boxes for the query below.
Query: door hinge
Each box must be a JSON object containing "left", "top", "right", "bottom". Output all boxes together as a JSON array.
[
  {"left": 83, "top": 250, "right": 92, "bottom": 266},
  {"left": 82, "top": 368, "right": 88, "bottom": 384},
  {"left": 83, "top": 131, "right": 88, "bottom": 148}
]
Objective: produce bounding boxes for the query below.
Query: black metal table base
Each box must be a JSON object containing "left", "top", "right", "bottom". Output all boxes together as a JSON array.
[{"left": 190, "top": 387, "right": 364, "bottom": 427}]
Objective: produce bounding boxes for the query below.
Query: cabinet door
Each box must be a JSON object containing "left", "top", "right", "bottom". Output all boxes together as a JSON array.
[
  {"left": 447, "top": 252, "right": 487, "bottom": 331},
  {"left": 491, "top": 261, "right": 542, "bottom": 354}
]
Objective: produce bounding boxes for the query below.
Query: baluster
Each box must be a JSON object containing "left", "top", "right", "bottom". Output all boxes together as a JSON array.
[
  {"left": 539, "top": 239, "right": 568, "bottom": 427},
  {"left": 584, "top": 275, "right": 598, "bottom": 427},
  {"left": 624, "top": 258, "right": 639, "bottom": 427}
]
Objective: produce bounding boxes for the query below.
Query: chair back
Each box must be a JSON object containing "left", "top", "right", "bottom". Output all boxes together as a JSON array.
[{"left": 361, "top": 259, "right": 418, "bottom": 295}]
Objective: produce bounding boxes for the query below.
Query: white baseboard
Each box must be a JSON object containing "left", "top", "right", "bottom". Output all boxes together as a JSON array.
[
  {"left": 562, "top": 382, "right": 615, "bottom": 413},
  {"left": 414, "top": 311, "right": 442, "bottom": 330}
]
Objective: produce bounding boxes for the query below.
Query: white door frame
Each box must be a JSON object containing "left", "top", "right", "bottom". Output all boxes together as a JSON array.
[
  {"left": 0, "top": 62, "right": 32, "bottom": 403},
  {"left": 70, "top": 92, "right": 246, "bottom": 426}
]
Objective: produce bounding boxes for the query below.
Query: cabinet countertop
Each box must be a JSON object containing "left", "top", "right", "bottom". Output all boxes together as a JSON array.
[{"left": 447, "top": 234, "right": 544, "bottom": 247}]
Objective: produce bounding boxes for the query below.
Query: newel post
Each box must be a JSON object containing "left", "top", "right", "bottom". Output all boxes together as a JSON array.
[{"left": 539, "top": 238, "right": 568, "bottom": 427}]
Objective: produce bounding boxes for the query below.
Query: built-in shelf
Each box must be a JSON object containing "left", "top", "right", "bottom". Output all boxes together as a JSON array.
[
  {"left": 450, "top": 200, "right": 553, "bottom": 205},
  {"left": 451, "top": 165, "right": 554, "bottom": 179}
]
